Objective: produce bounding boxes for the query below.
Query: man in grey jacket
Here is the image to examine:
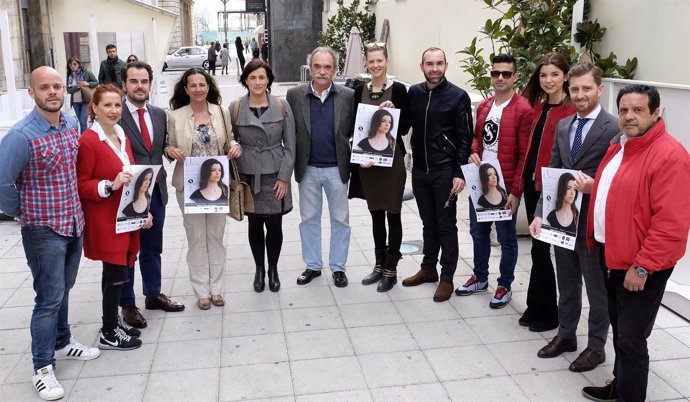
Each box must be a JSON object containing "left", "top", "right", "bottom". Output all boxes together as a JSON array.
[
  {"left": 98, "top": 44, "right": 126, "bottom": 88},
  {"left": 286, "top": 47, "right": 354, "bottom": 288}
]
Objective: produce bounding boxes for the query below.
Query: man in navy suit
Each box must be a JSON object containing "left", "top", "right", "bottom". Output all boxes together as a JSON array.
[
  {"left": 529, "top": 62, "right": 617, "bottom": 372},
  {"left": 119, "top": 61, "right": 184, "bottom": 328}
]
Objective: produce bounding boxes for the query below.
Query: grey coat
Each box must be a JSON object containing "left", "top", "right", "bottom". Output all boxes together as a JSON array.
[
  {"left": 286, "top": 83, "right": 354, "bottom": 183},
  {"left": 230, "top": 95, "right": 296, "bottom": 193}
]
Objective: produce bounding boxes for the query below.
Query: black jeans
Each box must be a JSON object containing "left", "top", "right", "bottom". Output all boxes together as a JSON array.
[
  {"left": 603, "top": 249, "right": 673, "bottom": 401},
  {"left": 208, "top": 60, "right": 216, "bottom": 75},
  {"left": 522, "top": 176, "right": 558, "bottom": 326},
  {"left": 412, "top": 168, "right": 458, "bottom": 283}
]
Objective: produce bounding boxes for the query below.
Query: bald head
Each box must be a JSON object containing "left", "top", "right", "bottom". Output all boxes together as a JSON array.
[
  {"left": 30, "top": 66, "right": 61, "bottom": 89},
  {"left": 28, "top": 66, "right": 65, "bottom": 114}
]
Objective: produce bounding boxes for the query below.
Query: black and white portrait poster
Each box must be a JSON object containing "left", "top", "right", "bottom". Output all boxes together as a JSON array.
[
  {"left": 461, "top": 161, "right": 512, "bottom": 222},
  {"left": 538, "top": 167, "right": 583, "bottom": 250},
  {"left": 351, "top": 104, "right": 401, "bottom": 167},
  {"left": 183, "top": 156, "right": 230, "bottom": 214},
  {"left": 115, "top": 165, "right": 162, "bottom": 234}
]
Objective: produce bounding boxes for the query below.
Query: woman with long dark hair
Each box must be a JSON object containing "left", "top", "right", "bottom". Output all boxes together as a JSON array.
[
  {"left": 165, "top": 68, "right": 241, "bottom": 310},
  {"left": 519, "top": 52, "right": 577, "bottom": 332},
  {"left": 230, "top": 59, "right": 295, "bottom": 293},
  {"left": 354, "top": 43, "right": 411, "bottom": 292},
  {"left": 189, "top": 158, "right": 229, "bottom": 203},
  {"left": 477, "top": 163, "right": 508, "bottom": 209},
  {"left": 121, "top": 168, "right": 153, "bottom": 218},
  {"left": 357, "top": 109, "right": 396, "bottom": 157},
  {"left": 545, "top": 173, "right": 579, "bottom": 233}
]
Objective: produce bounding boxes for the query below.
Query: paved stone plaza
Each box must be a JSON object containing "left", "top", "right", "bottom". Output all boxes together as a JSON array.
[{"left": 1, "top": 69, "right": 690, "bottom": 401}]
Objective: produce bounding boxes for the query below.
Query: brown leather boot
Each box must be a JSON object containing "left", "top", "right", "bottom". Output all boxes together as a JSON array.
[
  {"left": 402, "top": 268, "right": 439, "bottom": 287},
  {"left": 433, "top": 281, "right": 454, "bottom": 302}
]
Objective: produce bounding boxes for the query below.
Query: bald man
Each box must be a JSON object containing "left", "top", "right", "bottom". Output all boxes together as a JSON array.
[{"left": 0, "top": 67, "right": 100, "bottom": 401}]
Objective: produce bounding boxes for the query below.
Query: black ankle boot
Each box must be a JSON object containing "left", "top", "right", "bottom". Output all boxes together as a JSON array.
[
  {"left": 377, "top": 251, "right": 401, "bottom": 292},
  {"left": 362, "top": 248, "right": 387, "bottom": 285},
  {"left": 267, "top": 265, "right": 280, "bottom": 292},
  {"left": 254, "top": 266, "right": 266, "bottom": 292}
]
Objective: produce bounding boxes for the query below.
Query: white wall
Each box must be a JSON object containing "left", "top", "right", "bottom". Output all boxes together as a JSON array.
[{"left": 591, "top": 0, "right": 690, "bottom": 86}]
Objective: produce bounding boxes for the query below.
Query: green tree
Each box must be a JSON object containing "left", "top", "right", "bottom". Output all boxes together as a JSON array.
[
  {"left": 319, "top": 0, "right": 376, "bottom": 72},
  {"left": 458, "top": 0, "right": 636, "bottom": 98}
]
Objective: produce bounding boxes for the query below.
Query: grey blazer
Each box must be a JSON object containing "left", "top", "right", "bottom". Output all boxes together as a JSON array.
[
  {"left": 285, "top": 83, "right": 354, "bottom": 183},
  {"left": 120, "top": 104, "right": 170, "bottom": 205},
  {"left": 535, "top": 107, "right": 619, "bottom": 221},
  {"left": 229, "top": 95, "right": 296, "bottom": 193}
]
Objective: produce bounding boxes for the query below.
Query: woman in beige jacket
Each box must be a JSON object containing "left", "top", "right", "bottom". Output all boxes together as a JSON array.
[{"left": 165, "top": 68, "right": 241, "bottom": 310}]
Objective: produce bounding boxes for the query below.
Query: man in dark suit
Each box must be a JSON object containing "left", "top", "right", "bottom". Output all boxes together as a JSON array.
[
  {"left": 529, "top": 62, "right": 617, "bottom": 372},
  {"left": 119, "top": 61, "right": 184, "bottom": 328},
  {"left": 286, "top": 47, "right": 354, "bottom": 288}
]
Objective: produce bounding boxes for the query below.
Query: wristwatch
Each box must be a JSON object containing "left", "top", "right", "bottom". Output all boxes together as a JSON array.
[
  {"left": 635, "top": 266, "right": 649, "bottom": 278},
  {"left": 104, "top": 180, "right": 113, "bottom": 196}
]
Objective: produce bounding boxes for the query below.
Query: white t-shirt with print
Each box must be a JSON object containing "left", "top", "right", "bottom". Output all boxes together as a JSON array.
[{"left": 481, "top": 99, "right": 508, "bottom": 164}]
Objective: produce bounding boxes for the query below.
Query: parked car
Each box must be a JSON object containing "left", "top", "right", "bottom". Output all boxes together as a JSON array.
[{"left": 163, "top": 46, "right": 209, "bottom": 71}]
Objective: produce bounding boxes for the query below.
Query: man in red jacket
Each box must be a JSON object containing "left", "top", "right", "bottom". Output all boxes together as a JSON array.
[
  {"left": 582, "top": 85, "right": 690, "bottom": 402},
  {"left": 455, "top": 54, "right": 533, "bottom": 308}
]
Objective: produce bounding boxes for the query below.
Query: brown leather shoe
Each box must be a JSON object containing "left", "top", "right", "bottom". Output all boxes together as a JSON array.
[
  {"left": 433, "top": 281, "right": 454, "bottom": 302},
  {"left": 537, "top": 335, "right": 577, "bottom": 358},
  {"left": 122, "top": 305, "right": 147, "bottom": 328},
  {"left": 402, "top": 269, "right": 439, "bottom": 287},
  {"left": 145, "top": 294, "right": 185, "bottom": 312},
  {"left": 569, "top": 347, "right": 605, "bottom": 372}
]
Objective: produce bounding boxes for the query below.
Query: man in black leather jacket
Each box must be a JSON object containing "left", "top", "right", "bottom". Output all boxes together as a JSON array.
[{"left": 402, "top": 47, "right": 474, "bottom": 302}]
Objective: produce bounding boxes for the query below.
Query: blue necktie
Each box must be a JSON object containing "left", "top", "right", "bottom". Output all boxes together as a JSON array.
[{"left": 571, "top": 118, "right": 588, "bottom": 161}]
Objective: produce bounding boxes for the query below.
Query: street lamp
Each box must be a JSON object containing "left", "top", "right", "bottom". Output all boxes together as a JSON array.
[{"left": 220, "top": 0, "right": 229, "bottom": 43}]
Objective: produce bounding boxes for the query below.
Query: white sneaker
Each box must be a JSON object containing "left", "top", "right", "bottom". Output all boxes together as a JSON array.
[
  {"left": 489, "top": 286, "right": 512, "bottom": 309},
  {"left": 32, "top": 365, "right": 64, "bottom": 401},
  {"left": 55, "top": 336, "right": 101, "bottom": 361},
  {"left": 455, "top": 275, "right": 489, "bottom": 296}
]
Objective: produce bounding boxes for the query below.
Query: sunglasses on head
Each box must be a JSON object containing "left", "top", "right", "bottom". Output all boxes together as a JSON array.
[
  {"left": 365, "top": 42, "right": 386, "bottom": 49},
  {"left": 490, "top": 70, "right": 514, "bottom": 79},
  {"left": 197, "top": 124, "right": 210, "bottom": 143}
]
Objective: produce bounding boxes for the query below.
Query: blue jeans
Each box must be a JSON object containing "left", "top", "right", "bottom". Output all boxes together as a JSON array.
[
  {"left": 120, "top": 185, "right": 165, "bottom": 307},
  {"left": 21, "top": 225, "right": 82, "bottom": 371},
  {"left": 298, "top": 166, "right": 350, "bottom": 272},
  {"left": 72, "top": 102, "right": 88, "bottom": 134},
  {"left": 469, "top": 201, "right": 518, "bottom": 290}
]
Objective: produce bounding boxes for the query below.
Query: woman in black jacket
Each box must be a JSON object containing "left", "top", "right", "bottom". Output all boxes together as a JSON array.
[{"left": 235, "top": 36, "right": 246, "bottom": 71}]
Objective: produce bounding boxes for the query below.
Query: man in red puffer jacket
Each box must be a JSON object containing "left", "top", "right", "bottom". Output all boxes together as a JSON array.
[{"left": 455, "top": 54, "right": 533, "bottom": 309}]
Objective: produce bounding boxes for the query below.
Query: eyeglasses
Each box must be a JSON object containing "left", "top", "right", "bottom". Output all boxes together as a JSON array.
[
  {"left": 365, "top": 42, "right": 386, "bottom": 49},
  {"left": 490, "top": 70, "right": 514, "bottom": 79},
  {"left": 444, "top": 191, "right": 457, "bottom": 208},
  {"left": 197, "top": 124, "right": 210, "bottom": 143}
]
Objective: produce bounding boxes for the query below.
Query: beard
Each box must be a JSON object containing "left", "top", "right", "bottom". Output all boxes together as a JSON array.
[
  {"left": 35, "top": 97, "right": 64, "bottom": 113},
  {"left": 424, "top": 71, "right": 445, "bottom": 85}
]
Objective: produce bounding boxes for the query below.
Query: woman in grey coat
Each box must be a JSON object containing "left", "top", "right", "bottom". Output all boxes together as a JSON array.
[{"left": 230, "top": 59, "right": 296, "bottom": 293}]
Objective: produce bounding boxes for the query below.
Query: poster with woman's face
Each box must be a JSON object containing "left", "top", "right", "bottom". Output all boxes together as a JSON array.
[
  {"left": 351, "top": 104, "right": 401, "bottom": 167},
  {"left": 538, "top": 167, "right": 583, "bottom": 250},
  {"left": 461, "top": 161, "right": 512, "bottom": 222},
  {"left": 116, "top": 164, "right": 162, "bottom": 234},
  {"left": 183, "top": 156, "right": 230, "bottom": 214}
]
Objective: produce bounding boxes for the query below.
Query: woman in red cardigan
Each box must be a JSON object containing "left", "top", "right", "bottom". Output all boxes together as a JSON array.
[
  {"left": 77, "top": 84, "right": 151, "bottom": 351},
  {"left": 519, "top": 52, "right": 577, "bottom": 332}
]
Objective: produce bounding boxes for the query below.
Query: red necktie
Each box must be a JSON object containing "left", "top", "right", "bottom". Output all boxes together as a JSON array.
[{"left": 137, "top": 108, "right": 152, "bottom": 152}]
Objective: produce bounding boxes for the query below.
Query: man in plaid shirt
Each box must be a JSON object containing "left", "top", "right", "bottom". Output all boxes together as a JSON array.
[{"left": 0, "top": 66, "right": 100, "bottom": 401}]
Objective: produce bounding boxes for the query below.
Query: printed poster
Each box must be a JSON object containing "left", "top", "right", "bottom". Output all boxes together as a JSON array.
[
  {"left": 183, "top": 156, "right": 231, "bottom": 214},
  {"left": 537, "top": 167, "right": 583, "bottom": 250},
  {"left": 462, "top": 161, "right": 512, "bottom": 222},
  {"left": 116, "top": 165, "right": 162, "bottom": 234},
  {"left": 351, "top": 104, "right": 401, "bottom": 167}
]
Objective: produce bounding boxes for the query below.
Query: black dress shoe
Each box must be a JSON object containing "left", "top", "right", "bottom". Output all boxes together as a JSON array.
[
  {"left": 144, "top": 294, "right": 185, "bottom": 312},
  {"left": 268, "top": 265, "right": 280, "bottom": 292},
  {"left": 332, "top": 271, "right": 348, "bottom": 288},
  {"left": 518, "top": 311, "right": 531, "bottom": 327},
  {"left": 296, "top": 269, "right": 322, "bottom": 285},
  {"left": 582, "top": 379, "right": 617, "bottom": 402},
  {"left": 569, "top": 347, "right": 605, "bottom": 372},
  {"left": 254, "top": 266, "right": 266, "bottom": 293},
  {"left": 537, "top": 335, "right": 577, "bottom": 358}
]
